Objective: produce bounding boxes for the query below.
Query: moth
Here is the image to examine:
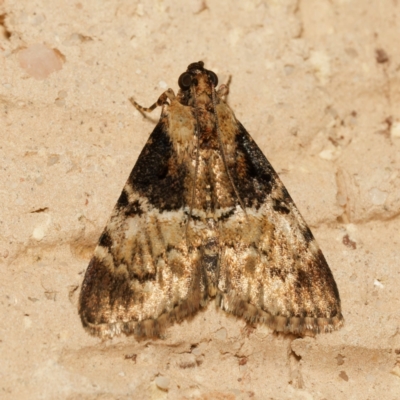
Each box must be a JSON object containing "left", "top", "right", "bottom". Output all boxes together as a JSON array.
[{"left": 79, "top": 61, "right": 343, "bottom": 339}]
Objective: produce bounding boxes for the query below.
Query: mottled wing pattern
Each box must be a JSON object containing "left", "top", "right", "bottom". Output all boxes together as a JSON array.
[
  {"left": 216, "top": 122, "right": 342, "bottom": 333},
  {"left": 79, "top": 61, "right": 343, "bottom": 339},
  {"left": 79, "top": 119, "right": 206, "bottom": 338}
]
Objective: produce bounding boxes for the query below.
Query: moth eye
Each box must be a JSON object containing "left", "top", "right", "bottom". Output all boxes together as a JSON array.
[
  {"left": 178, "top": 72, "right": 192, "bottom": 90},
  {"left": 208, "top": 70, "right": 218, "bottom": 87}
]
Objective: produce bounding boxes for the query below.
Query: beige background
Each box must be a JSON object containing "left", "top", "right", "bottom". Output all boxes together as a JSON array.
[{"left": 1, "top": 0, "right": 400, "bottom": 399}]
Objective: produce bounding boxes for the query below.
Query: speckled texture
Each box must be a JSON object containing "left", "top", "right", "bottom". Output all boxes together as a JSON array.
[
  {"left": 79, "top": 62, "right": 342, "bottom": 340},
  {"left": 1, "top": 0, "right": 400, "bottom": 399}
]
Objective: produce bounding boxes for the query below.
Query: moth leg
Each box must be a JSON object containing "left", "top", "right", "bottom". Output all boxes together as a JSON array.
[
  {"left": 217, "top": 75, "right": 231, "bottom": 99},
  {"left": 129, "top": 88, "right": 176, "bottom": 115}
]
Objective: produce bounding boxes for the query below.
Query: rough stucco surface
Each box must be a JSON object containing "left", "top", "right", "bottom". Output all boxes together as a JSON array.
[{"left": 1, "top": 0, "right": 400, "bottom": 399}]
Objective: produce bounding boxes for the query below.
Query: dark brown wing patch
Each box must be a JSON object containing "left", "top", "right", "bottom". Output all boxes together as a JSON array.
[{"left": 128, "top": 122, "right": 187, "bottom": 212}]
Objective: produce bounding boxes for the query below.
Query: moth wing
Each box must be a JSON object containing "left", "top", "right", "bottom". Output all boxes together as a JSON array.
[
  {"left": 79, "top": 122, "right": 205, "bottom": 338},
  {"left": 217, "top": 123, "right": 343, "bottom": 334}
]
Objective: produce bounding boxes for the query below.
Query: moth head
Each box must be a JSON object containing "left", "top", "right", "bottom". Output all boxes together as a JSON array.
[{"left": 178, "top": 61, "right": 218, "bottom": 91}]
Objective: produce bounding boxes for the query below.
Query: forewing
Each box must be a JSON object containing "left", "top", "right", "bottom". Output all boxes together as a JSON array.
[
  {"left": 79, "top": 122, "right": 205, "bottom": 338},
  {"left": 217, "top": 123, "right": 343, "bottom": 334}
]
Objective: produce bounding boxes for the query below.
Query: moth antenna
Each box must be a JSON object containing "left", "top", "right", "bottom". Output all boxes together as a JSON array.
[
  {"left": 211, "top": 84, "right": 247, "bottom": 216},
  {"left": 185, "top": 84, "right": 201, "bottom": 245}
]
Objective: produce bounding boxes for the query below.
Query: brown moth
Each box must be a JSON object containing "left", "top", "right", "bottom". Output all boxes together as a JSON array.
[{"left": 79, "top": 61, "right": 343, "bottom": 339}]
